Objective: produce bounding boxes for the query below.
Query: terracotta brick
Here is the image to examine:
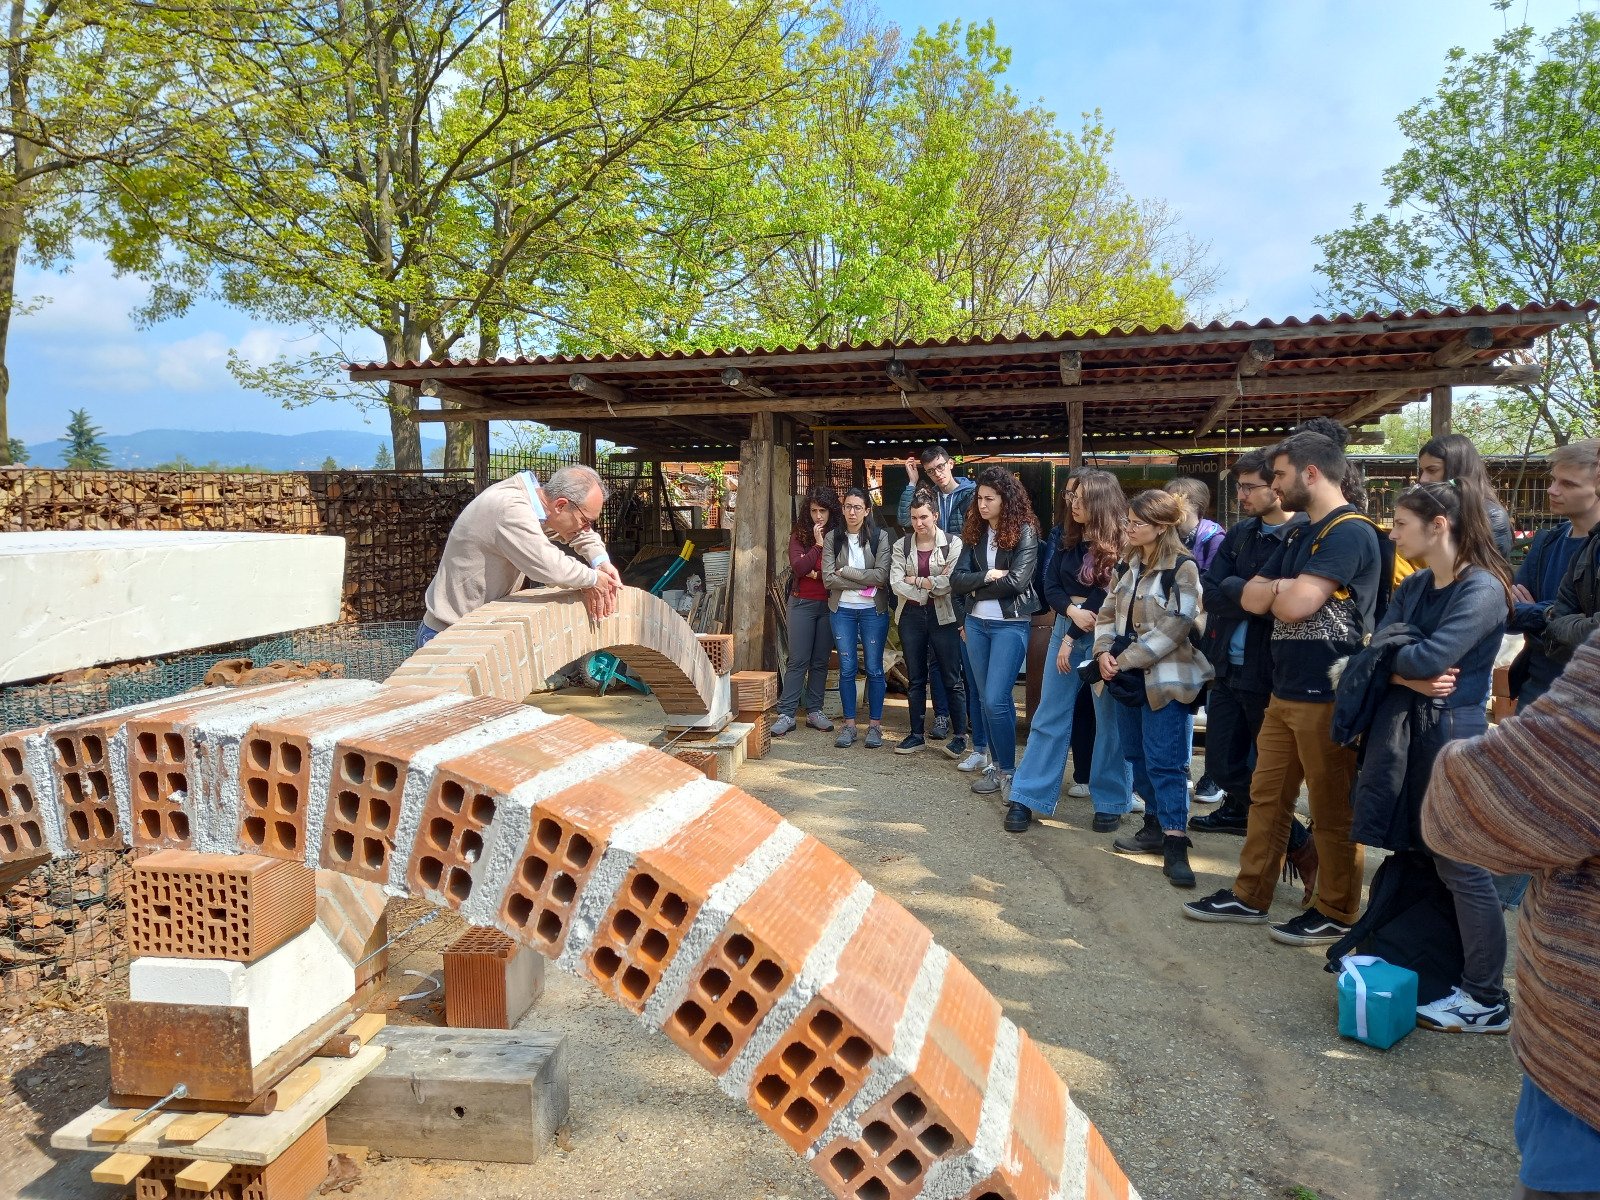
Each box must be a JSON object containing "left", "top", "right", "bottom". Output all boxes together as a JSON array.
[
  {"left": 317, "top": 695, "right": 523, "bottom": 884},
  {"left": 315, "top": 871, "right": 388, "bottom": 996},
  {"left": 443, "top": 926, "right": 542, "bottom": 1028},
  {"left": 235, "top": 686, "right": 462, "bottom": 861},
  {"left": 749, "top": 894, "right": 929, "bottom": 1152},
  {"left": 961, "top": 1032, "right": 1067, "bottom": 1200},
  {"left": 495, "top": 752, "right": 702, "bottom": 955},
  {"left": 814, "top": 1080, "right": 963, "bottom": 1200},
  {"left": 585, "top": 789, "right": 781, "bottom": 1011},
  {"left": 697, "top": 634, "right": 734, "bottom": 675},
  {"left": 134, "top": 1117, "right": 328, "bottom": 1200},
  {"left": 739, "top": 710, "right": 773, "bottom": 760},
  {"left": 1086, "top": 1121, "right": 1131, "bottom": 1200},
  {"left": 671, "top": 748, "right": 719, "bottom": 780},
  {"left": 48, "top": 715, "right": 124, "bottom": 851},
  {"left": 127, "top": 851, "right": 315, "bottom": 962},
  {"left": 664, "top": 838, "right": 861, "bottom": 1075},
  {"left": 0, "top": 728, "right": 49, "bottom": 864},
  {"left": 913, "top": 956, "right": 1003, "bottom": 1144},
  {"left": 730, "top": 671, "right": 779, "bottom": 711}
]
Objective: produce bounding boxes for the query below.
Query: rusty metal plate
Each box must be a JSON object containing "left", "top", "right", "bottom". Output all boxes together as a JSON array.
[{"left": 106, "top": 1000, "right": 255, "bottom": 1103}]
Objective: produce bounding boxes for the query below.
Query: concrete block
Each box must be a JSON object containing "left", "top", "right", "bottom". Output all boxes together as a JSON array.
[
  {"left": 325, "top": 1026, "right": 568, "bottom": 1165},
  {"left": 0, "top": 531, "right": 344, "bottom": 684},
  {"left": 128, "top": 922, "right": 356, "bottom": 1066},
  {"left": 443, "top": 927, "right": 544, "bottom": 1029},
  {"left": 127, "top": 851, "right": 315, "bottom": 962}
]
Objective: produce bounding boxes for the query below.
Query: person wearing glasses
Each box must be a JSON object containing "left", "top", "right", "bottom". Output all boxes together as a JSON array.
[
  {"left": 417, "top": 464, "right": 621, "bottom": 648},
  {"left": 823, "top": 487, "right": 894, "bottom": 748},
  {"left": 899, "top": 445, "right": 977, "bottom": 740}
]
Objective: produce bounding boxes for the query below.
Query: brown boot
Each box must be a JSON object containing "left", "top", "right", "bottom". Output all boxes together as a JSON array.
[{"left": 1283, "top": 831, "right": 1320, "bottom": 907}]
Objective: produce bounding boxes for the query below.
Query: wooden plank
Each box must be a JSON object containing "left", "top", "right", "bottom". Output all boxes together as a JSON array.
[
  {"left": 163, "top": 1112, "right": 227, "bottom": 1144},
  {"left": 54, "top": 1046, "right": 386, "bottom": 1168},
  {"left": 90, "top": 1152, "right": 151, "bottom": 1185},
  {"left": 1431, "top": 327, "right": 1494, "bottom": 367},
  {"left": 1432, "top": 385, "right": 1453, "bottom": 437},
  {"left": 730, "top": 413, "right": 774, "bottom": 674},
  {"left": 407, "top": 363, "right": 1544, "bottom": 423},
  {"left": 346, "top": 1013, "right": 387, "bottom": 1047},
  {"left": 175, "top": 1158, "right": 233, "bottom": 1192},
  {"left": 272, "top": 1064, "right": 321, "bottom": 1111},
  {"left": 472, "top": 421, "right": 490, "bottom": 493}
]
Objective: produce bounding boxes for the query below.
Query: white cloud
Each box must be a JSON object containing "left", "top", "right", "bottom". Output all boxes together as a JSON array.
[
  {"left": 155, "top": 331, "right": 232, "bottom": 391},
  {"left": 15, "top": 254, "right": 149, "bottom": 336}
]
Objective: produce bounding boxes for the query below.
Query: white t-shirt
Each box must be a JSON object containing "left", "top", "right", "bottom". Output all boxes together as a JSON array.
[
  {"left": 970, "top": 528, "right": 1005, "bottom": 619},
  {"left": 838, "top": 533, "right": 875, "bottom": 608}
]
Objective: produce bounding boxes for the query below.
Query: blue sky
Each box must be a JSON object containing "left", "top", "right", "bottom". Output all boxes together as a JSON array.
[{"left": 8, "top": 0, "right": 1591, "bottom": 447}]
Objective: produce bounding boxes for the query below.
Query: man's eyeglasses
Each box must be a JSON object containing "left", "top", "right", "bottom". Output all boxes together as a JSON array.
[
  {"left": 925, "top": 459, "right": 953, "bottom": 474},
  {"left": 1235, "top": 481, "right": 1273, "bottom": 495}
]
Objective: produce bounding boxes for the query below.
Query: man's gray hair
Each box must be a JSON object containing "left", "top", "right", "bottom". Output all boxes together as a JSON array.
[{"left": 546, "top": 465, "right": 609, "bottom": 506}]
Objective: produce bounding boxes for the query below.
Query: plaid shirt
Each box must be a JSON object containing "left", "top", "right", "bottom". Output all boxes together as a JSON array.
[{"left": 1093, "top": 551, "right": 1215, "bottom": 710}]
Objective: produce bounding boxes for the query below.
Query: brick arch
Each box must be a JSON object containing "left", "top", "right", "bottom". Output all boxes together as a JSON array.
[
  {"left": 0, "top": 681, "right": 1139, "bottom": 1200},
  {"left": 388, "top": 588, "right": 720, "bottom": 715}
]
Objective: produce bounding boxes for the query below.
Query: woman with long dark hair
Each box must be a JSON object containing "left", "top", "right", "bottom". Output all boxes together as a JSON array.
[
  {"left": 949, "top": 466, "right": 1040, "bottom": 797},
  {"left": 1417, "top": 433, "right": 1515, "bottom": 558},
  {"left": 822, "top": 486, "right": 892, "bottom": 748},
  {"left": 1004, "top": 470, "right": 1134, "bottom": 832},
  {"left": 1349, "top": 478, "right": 1514, "bottom": 1033},
  {"left": 890, "top": 488, "right": 968, "bottom": 754},
  {"left": 773, "top": 483, "right": 843, "bottom": 738},
  {"left": 1095, "top": 489, "right": 1213, "bottom": 887}
]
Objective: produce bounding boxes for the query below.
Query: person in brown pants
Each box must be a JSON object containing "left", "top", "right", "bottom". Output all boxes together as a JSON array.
[{"left": 1183, "top": 431, "right": 1382, "bottom": 946}]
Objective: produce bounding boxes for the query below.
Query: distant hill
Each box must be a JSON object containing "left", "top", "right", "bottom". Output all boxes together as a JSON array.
[{"left": 21, "top": 428, "right": 446, "bottom": 471}]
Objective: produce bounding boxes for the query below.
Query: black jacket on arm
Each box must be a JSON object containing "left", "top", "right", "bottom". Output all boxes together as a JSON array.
[
  {"left": 1198, "top": 515, "right": 1302, "bottom": 693},
  {"left": 950, "top": 524, "right": 1040, "bottom": 619},
  {"left": 1544, "top": 529, "right": 1600, "bottom": 666}
]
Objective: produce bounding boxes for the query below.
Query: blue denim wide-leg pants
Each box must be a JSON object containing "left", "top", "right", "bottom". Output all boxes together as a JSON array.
[
  {"left": 829, "top": 605, "right": 888, "bottom": 722},
  {"left": 1011, "top": 618, "right": 1132, "bottom": 816},
  {"left": 1116, "top": 698, "right": 1193, "bottom": 833},
  {"left": 963, "top": 616, "right": 1030, "bottom": 771}
]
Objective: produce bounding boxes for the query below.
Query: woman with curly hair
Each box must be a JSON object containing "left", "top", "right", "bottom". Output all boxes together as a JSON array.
[
  {"left": 773, "top": 483, "right": 843, "bottom": 738},
  {"left": 1003, "top": 470, "right": 1135, "bottom": 832},
  {"left": 950, "top": 466, "right": 1041, "bottom": 797}
]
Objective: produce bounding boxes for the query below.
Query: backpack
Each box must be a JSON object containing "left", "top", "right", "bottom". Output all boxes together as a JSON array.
[
  {"left": 1289, "top": 511, "right": 1401, "bottom": 623},
  {"left": 1114, "top": 553, "right": 1204, "bottom": 653}
]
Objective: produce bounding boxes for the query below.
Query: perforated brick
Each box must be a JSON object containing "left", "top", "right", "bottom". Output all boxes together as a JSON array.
[
  {"left": 750, "top": 894, "right": 929, "bottom": 1152},
  {"left": 127, "top": 851, "right": 316, "bottom": 962},
  {"left": 739, "top": 710, "right": 773, "bottom": 760},
  {"left": 0, "top": 729, "right": 49, "bottom": 864},
  {"left": 496, "top": 750, "right": 702, "bottom": 956},
  {"left": 671, "top": 748, "right": 719, "bottom": 780},
  {"left": 585, "top": 789, "right": 780, "bottom": 1012},
  {"left": 816, "top": 1080, "right": 964, "bottom": 1200},
  {"left": 133, "top": 1117, "right": 328, "bottom": 1200},
  {"left": 665, "top": 837, "right": 861, "bottom": 1076},
  {"left": 48, "top": 718, "right": 121, "bottom": 851},
  {"left": 697, "top": 633, "right": 734, "bottom": 675},
  {"left": 443, "top": 926, "right": 542, "bottom": 1028},
  {"left": 315, "top": 871, "right": 389, "bottom": 997},
  {"left": 1087, "top": 1122, "right": 1131, "bottom": 1200},
  {"left": 234, "top": 686, "right": 460, "bottom": 861},
  {"left": 729, "top": 671, "right": 779, "bottom": 712},
  {"left": 960, "top": 1032, "right": 1068, "bottom": 1200}
]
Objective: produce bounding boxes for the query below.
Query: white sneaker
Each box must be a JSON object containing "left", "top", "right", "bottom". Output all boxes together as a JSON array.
[
  {"left": 957, "top": 751, "right": 989, "bottom": 773},
  {"left": 1066, "top": 783, "right": 1091, "bottom": 798},
  {"left": 1416, "top": 986, "right": 1511, "bottom": 1034},
  {"left": 1129, "top": 794, "right": 1146, "bottom": 813}
]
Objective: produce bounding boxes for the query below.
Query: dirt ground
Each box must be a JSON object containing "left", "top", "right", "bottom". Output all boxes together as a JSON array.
[{"left": 1, "top": 686, "right": 1522, "bottom": 1200}]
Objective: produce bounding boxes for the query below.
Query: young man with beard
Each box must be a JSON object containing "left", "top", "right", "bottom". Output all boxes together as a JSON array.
[
  {"left": 1189, "top": 454, "right": 1316, "bottom": 891},
  {"left": 1184, "top": 432, "right": 1381, "bottom": 946}
]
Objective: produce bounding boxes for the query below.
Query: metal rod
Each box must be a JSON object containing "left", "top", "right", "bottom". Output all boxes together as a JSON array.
[
  {"left": 354, "top": 909, "right": 441, "bottom": 969},
  {"left": 131, "top": 1083, "right": 188, "bottom": 1125}
]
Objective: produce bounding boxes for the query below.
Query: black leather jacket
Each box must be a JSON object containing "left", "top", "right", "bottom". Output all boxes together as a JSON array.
[{"left": 950, "top": 524, "right": 1040, "bottom": 619}]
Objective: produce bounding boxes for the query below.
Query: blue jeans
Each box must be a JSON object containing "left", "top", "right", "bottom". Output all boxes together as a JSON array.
[
  {"left": 1517, "top": 1075, "right": 1600, "bottom": 1192},
  {"left": 830, "top": 605, "right": 889, "bottom": 722},
  {"left": 963, "top": 616, "right": 1030, "bottom": 771},
  {"left": 415, "top": 622, "right": 440, "bottom": 649},
  {"left": 1115, "top": 697, "right": 1193, "bottom": 833},
  {"left": 1011, "top": 620, "right": 1132, "bottom": 817}
]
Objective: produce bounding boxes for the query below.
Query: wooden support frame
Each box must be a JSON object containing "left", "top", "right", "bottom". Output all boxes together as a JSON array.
[
  {"left": 1430, "top": 327, "right": 1494, "bottom": 368},
  {"left": 731, "top": 412, "right": 776, "bottom": 674},
  {"left": 472, "top": 421, "right": 490, "bottom": 493},
  {"left": 1431, "top": 385, "right": 1453, "bottom": 437},
  {"left": 1068, "top": 399, "right": 1085, "bottom": 467}
]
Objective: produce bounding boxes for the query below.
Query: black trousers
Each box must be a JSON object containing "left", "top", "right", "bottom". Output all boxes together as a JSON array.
[
  {"left": 1207, "top": 677, "right": 1271, "bottom": 804},
  {"left": 898, "top": 602, "right": 968, "bottom": 738}
]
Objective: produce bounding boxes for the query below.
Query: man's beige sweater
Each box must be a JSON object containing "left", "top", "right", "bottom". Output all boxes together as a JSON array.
[{"left": 423, "top": 472, "right": 610, "bottom": 631}]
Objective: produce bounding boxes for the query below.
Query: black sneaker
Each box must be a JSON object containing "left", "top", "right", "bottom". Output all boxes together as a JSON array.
[
  {"left": 1112, "top": 814, "right": 1163, "bottom": 855},
  {"left": 1091, "top": 811, "right": 1123, "bottom": 833},
  {"left": 1183, "top": 889, "right": 1269, "bottom": 924},
  {"left": 1189, "top": 797, "right": 1250, "bottom": 835},
  {"left": 1268, "top": 908, "right": 1351, "bottom": 946},
  {"left": 931, "top": 715, "right": 951, "bottom": 740},
  {"left": 894, "top": 734, "right": 926, "bottom": 755},
  {"left": 942, "top": 735, "right": 968, "bottom": 760},
  {"left": 1194, "top": 775, "right": 1225, "bottom": 804},
  {"left": 1003, "top": 802, "right": 1033, "bottom": 833}
]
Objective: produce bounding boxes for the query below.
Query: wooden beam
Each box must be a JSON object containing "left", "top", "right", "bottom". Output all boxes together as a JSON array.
[
  {"left": 811, "top": 429, "right": 830, "bottom": 488},
  {"left": 1237, "top": 339, "right": 1275, "bottom": 377},
  {"left": 768, "top": 439, "right": 793, "bottom": 673},
  {"left": 1058, "top": 351, "right": 1082, "bottom": 386},
  {"left": 472, "top": 421, "right": 490, "bottom": 493},
  {"left": 1194, "top": 376, "right": 1243, "bottom": 439},
  {"left": 569, "top": 372, "right": 629, "bottom": 409},
  {"left": 1430, "top": 327, "right": 1495, "bottom": 368},
  {"left": 412, "top": 362, "right": 1543, "bottom": 423},
  {"left": 731, "top": 412, "right": 775, "bottom": 674},
  {"left": 1337, "top": 387, "right": 1419, "bottom": 424},
  {"left": 851, "top": 457, "right": 867, "bottom": 491},
  {"left": 579, "top": 428, "right": 597, "bottom": 467},
  {"left": 1432, "top": 385, "right": 1453, "bottom": 437},
  {"left": 1068, "top": 400, "right": 1084, "bottom": 467},
  {"left": 721, "top": 367, "right": 779, "bottom": 398}
]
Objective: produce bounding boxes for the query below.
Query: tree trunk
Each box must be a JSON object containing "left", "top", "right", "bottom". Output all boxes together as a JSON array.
[
  {"left": 0, "top": 215, "right": 17, "bottom": 466},
  {"left": 387, "top": 382, "right": 422, "bottom": 470}
]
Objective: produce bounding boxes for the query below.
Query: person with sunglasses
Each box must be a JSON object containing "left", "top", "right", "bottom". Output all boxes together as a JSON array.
[{"left": 418, "top": 464, "right": 620, "bottom": 648}]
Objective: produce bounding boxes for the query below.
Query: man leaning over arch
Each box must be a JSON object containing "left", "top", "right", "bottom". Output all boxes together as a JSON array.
[{"left": 416, "top": 465, "right": 623, "bottom": 648}]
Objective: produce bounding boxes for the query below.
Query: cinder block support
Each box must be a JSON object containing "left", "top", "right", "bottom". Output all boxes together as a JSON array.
[{"left": 0, "top": 681, "right": 1142, "bottom": 1200}]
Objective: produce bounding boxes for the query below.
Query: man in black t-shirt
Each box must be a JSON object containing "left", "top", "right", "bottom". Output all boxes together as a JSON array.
[{"left": 1185, "top": 432, "right": 1380, "bottom": 946}]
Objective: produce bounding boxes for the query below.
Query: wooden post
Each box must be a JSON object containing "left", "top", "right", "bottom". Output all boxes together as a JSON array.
[
  {"left": 1431, "top": 386, "right": 1453, "bottom": 438},
  {"left": 1068, "top": 400, "right": 1085, "bottom": 468},
  {"left": 767, "top": 439, "right": 794, "bottom": 673},
  {"left": 579, "top": 428, "right": 597, "bottom": 468},
  {"left": 851, "top": 457, "right": 867, "bottom": 492},
  {"left": 472, "top": 421, "right": 490, "bottom": 493},
  {"left": 732, "top": 412, "right": 776, "bottom": 674},
  {"left": 811, "top": 430, "right": 830, "bottom": 492}
]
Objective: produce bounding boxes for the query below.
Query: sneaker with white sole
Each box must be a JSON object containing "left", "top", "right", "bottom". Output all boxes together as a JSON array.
[
  {"left": 957, "top": 750, "right": 989, "bottom": 773},
  {"left": 1416, "top": 986, "right": 1511, "bottom": 1034},
  {"left": 1194, "top": 775, "right": 1225, "bottom": 804},
  {"left": 770, "top": 713, "right": 796, "bottom": 737},
  {"left": 1066, "top": 783, "right": 1091, "bottom": 799},
  {"left": 1183, "top": 889, "right": 1270, "bottom": 924},
  {"left": 1267, "top": 908, "right": 1350, "bottom": 946},
  {"left": 1129, "top": 794, "right": 1146, "bottom": 813},
  {"left": 806, "top": 711, "right": 835, "bottom": 732}
]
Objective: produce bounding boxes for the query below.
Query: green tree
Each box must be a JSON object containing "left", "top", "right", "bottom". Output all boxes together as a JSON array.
[
  {"left": 373, "top": 443, "right": 393, "bottom": 470},
  {"left": 5, "top": 434, "right": 23, "bottom": 462},
  {"left": 321, "top": 456, "right": 338, "bottom": 471},
  {"left": 99, "top": 0, "right": 804, "bottom": 470},
  {"left": 1316, "top": 11, "right": 1600, "bottom": 446},
  {"left": 62, "top": 406, "right": 107, "bottom": 468}
]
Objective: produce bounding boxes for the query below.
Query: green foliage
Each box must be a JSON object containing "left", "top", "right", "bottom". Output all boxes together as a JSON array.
[
  {"left": 1316, "top": 11, "right": 1600, "bottom": 446},
  {"left": 320, "top": 455, "right": 339, "bottom": 471},
  {"left": 152, "top": 456, "right": 270, "bottom": 472},
  {"left": 62, "top": 407, "right": 108, "bottom": 469},
  {"left": 5, "top": 436, "right": 25, "bottom": 463},
  {"left": 373, "top": 443, "right": 393, "bottom": 470}
]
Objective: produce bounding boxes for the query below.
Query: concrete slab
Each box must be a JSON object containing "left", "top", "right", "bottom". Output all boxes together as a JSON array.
[{"left": 0, "top": 531, "right": 344, "bottom": 683}]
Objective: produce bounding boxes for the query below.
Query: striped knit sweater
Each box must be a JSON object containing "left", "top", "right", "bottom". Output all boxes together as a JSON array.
[{"left": 1421, "top": 625, "right": 1600, "bottom": 1128}]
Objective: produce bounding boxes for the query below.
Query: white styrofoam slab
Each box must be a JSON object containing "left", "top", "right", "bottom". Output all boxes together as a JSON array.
[
  {"left": 128, "top": 923, "right": 357, "bottom": 1066},
  {"left": 0, "top": 531, "right": 345, "bottom": 683}
]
